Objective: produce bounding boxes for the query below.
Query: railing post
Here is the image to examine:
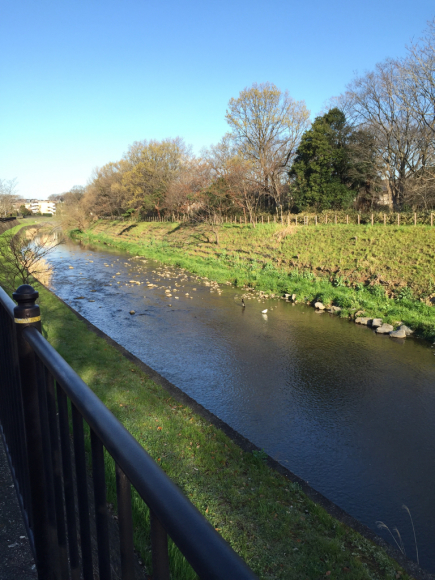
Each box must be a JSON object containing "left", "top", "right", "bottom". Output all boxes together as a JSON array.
[
  {"left": 150, "top": 509, "right": 170, "bottom": 580},
  {"left": 13, "top": 284, "right": 61, "bottom": 580}
]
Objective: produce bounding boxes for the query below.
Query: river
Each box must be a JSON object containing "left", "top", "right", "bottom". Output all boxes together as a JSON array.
[{"left": 46, "top": 238, "right": 435, "bottom": 572}]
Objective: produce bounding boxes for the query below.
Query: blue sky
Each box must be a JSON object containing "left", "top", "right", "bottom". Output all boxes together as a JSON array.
[{"left": 0, "top": 0, "right": 433, "bottom": 199}]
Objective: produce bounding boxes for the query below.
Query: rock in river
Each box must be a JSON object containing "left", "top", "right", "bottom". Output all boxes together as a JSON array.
[
  {"left": 370, "top": 318, "right": 383, "bottom": 328},
  {"left": 314, "top": 302, "right": 325, "bottom": 310},
  {"left": 355, "top": 317, "right": 370, "bottom": 325},
  {"left": 390, "top": 328, "right": 407, "bottom": 338},
  {"left": 375, "top": 323, "right": 394, "bottom": 334},
  {"left": 398, "top": 324, "right": 413, "bottom": 336}
]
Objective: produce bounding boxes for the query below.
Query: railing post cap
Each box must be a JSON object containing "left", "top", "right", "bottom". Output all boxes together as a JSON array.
[
  {"left": 13, "top": 285, "right": 41, "bottom": 328},
  {"left": 13, "top": 284, "right": 39, "bottom": 305}
]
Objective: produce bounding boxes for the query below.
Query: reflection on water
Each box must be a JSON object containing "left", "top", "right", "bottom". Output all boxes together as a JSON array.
[{"left": 48, "top": 239, "right": 435, "bottom": 572}]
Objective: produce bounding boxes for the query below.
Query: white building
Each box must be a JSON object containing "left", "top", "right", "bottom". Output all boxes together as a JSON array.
[{"left": 23, "top": 200, "right": 57, "bottom": 214}]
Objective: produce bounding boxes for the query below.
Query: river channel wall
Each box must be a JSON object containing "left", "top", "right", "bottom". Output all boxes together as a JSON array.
[
  {"left": 39, "top": 279, "right": 433, "bottom": 580},
  {"left": 0, "top": 218, "right": 19, "bottom": 235}
]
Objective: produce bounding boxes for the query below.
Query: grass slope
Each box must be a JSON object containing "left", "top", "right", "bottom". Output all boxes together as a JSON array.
[{"left": 77, "top": 220, "right": 435, "bottom": 341}]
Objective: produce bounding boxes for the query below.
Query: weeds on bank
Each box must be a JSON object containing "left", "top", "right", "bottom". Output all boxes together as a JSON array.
[{"left": 377, "top": 505, "right": 419, "bottom": 566}]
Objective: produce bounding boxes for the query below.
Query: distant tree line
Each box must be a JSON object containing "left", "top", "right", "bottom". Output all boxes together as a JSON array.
[{"left": 58, "top": 18, "right": 434, "bottom": 227}]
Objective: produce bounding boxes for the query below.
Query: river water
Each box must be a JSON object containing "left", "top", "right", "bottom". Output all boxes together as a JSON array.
[{"left": 47, "top": 239, "right": 435, "bottom": 572}]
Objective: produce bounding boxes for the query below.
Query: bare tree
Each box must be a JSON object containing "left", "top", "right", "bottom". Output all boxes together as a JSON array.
[
  {"left": 0, "top": 178, "right": 19, "bottom": 216},
  {"left": 226, "top": 82, "right": 310, "bottom": 208},
  {"left": 0, "top": 227, "right": 61, "bottom": 292},
  {"left": 165, "top": 157, "right": 211, "bottom": 218},
  {"left": 82, "top": 163, "right": 127, "bottom": 219},
  {"left": 400, "top": 18, "right": 435, "bottom": 137},
  {"left": 345, "top": 59, "right": 434, "bottom": 208}
]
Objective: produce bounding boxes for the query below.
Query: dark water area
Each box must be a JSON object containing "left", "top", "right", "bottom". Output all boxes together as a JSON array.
[{"left": 47, "top": 239, "right": 435, "bottom": 572}]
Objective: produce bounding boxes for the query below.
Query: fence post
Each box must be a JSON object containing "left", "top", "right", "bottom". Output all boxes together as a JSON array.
[
  {"left": 358, "top": 214, "right": 360, "bottom": 225},
  {"left": 414, "top": 212, "right": 417, "bottom": 226},
  {"left": 384, "top": 213, "right": 386, "bottom": 226},
  {"left": 346, "top": 215, "right": 348, "bottom": 224},
  {"left": 432, "top": 213, "right": 433, "bottom": 227},
  {"left": 371, "top": 213, "right": 374, "bottom": 226},
  {"left": 13, "top": 284, "right": 61, "bottom": 579},
  {"left": 315, "top": 215, "right": 317, "bottom": 226},
  {"left": 397, "top": 213, "right": 400, "bottom": 226}
]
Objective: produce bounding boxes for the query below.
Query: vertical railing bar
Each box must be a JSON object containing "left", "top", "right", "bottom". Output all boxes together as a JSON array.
[
  {"left": 8, "top": 314, "right": 32, "bottom": 527},
  {"left": 90, "top": 429, "right": 112, "bottom": 580},
  {"left": 34, "top": 355, "right": 61, "bottom": 576},
  {"left": 57, "top": 386, "right": 80, "bottom": 580},
  {"left": 71, "top": 403, "right": 94, "bottom": 580},
  {"left": 115, "top": 463, "right": 135, "bottom": 580},
  {"left": 45, "top": 369, "right": 70, "bottom": 579},
  {"left": 150, "top": 509, "right": 170, "bottom": 580}
]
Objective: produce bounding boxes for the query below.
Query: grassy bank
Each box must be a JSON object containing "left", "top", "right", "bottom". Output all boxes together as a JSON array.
[
  {"left": 76, "top": 220, "right": 435, "bottom": 341},
  {"left": 0, "top": 230, "right": 412, "bottom": 579}
]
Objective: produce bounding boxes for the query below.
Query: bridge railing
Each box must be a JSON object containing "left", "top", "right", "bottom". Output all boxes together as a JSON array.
[{"left": 0, "top": 283, "right": 257, "bottom": 580}]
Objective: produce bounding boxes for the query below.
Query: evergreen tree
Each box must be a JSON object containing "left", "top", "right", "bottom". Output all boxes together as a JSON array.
[{"left": 289, "top": 108, "right": 355, "bottom": 211}]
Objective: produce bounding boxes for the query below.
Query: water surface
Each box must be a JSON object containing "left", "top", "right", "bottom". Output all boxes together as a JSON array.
[{"left": 47, "top": 239, "right": 435, "bottom": 571}]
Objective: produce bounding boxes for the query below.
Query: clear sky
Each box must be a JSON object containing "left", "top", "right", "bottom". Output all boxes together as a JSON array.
[{"left": 1, "top": 0, "right": 433, "bottom": 199}]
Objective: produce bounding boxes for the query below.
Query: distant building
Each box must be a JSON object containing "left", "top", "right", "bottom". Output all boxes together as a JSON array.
[{"left": 22, "top": 199, "right": 57, "bottom": 214}]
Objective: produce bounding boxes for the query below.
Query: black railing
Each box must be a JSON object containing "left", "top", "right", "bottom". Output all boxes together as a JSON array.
[{"left": 0, "top": 284, "right": 257, "bottom": 580}]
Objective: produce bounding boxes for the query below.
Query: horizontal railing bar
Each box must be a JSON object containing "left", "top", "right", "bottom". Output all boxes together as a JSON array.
[
  {"left": 22, "top": 326, "right": 257, "bottom": 580},
  {"left": 0, "top": 285, "right": 16, "bottom": 319}
]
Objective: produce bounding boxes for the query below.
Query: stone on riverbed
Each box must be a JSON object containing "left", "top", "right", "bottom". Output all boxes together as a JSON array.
[
  {"left": 129, "top": 310, "right": 135, "bottom": 315},
  {"left": 328, "top": 306, "right": 342, "bottom": 313},
  {"left": 369, "top": 318, "right": 383, "bottom": 328},
  {"left": 398, "top": 324, "right": 413, "bottom": 336},
  {"left": 390, "top": 328, "right": 407, "bottom": 338},
  {"left": 355, "top": 317, "right": 371, "bottom": 325},
  {"left": 375, "top": 323, "right": 394, "bottom": 334},
  {"left": 314, "top": 302, "right": 325, "bottom": 310}
]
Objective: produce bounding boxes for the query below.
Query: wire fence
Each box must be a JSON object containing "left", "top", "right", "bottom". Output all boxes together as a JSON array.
[{"left": 100, "top": 211, "right": 435, "bottom": 227}]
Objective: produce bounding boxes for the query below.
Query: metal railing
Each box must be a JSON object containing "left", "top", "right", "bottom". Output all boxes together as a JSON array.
[{"left": 0, "top": 283, "right": 257, "bottom": 580}]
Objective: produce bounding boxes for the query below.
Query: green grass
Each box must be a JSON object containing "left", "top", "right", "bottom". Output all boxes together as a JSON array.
[
  {"left": 76, "top": 220, "right": 435, "bottom": 342},
  {"left": 0, "top": 225, "right": 413, "bottom": 579}
]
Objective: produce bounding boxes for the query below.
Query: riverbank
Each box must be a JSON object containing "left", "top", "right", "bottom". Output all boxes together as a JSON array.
[
  {"left": 0, "top": 227, "right": 414, "bottom": 579},
  {"left": 76, "top": 220, "right": 435, "bottom": 342}
]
